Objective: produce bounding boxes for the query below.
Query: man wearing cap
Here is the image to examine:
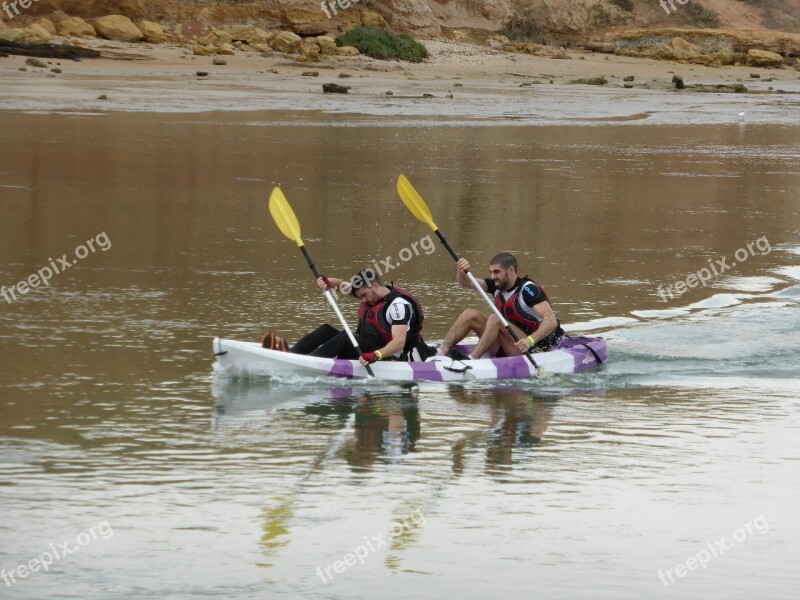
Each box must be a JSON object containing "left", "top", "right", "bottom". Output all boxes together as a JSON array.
[{"left": 263, "top": 268, "right": 430, "bottom": 366}]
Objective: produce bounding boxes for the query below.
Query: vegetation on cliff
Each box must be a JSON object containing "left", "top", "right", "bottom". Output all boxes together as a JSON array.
[{"left": 336, "top": 26, "right": 428, "bottom": 62}]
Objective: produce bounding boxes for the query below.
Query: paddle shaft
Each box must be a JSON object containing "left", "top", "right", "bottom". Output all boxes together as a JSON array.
[
  {"left": 299, "top": 246, "right": 375, "bottom": 377},
  {"left": 432, "top": 230, "right": 540, "bottom": 370}
]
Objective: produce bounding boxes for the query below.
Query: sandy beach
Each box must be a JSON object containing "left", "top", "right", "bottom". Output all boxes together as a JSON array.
[{"left": 2, "top": 38, "right": 799, "bottom": 123}]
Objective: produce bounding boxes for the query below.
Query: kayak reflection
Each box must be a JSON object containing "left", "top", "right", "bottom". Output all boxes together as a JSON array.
[
  {"left": 213, "top": 380, "right": 422, "bottom": 468},
  {"left": 446, "top": 386, "right": 555, "bottom": 471},
  {"left": 212, "top": 381, "right": 606, "bottom": 572}
]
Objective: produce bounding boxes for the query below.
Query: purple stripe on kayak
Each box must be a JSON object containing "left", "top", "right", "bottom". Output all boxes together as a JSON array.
[
  {"left": 492, "top": 355, "right": 533, "bottom": 379},
  {"left": 564, "top": 338, "right": 608, "bottom": 372},
  {"left": 409, "top": 361, "right": 444, "bottom": 382},
  {"left": 329, "top": 359, "right": 354, "bottom": 379}
]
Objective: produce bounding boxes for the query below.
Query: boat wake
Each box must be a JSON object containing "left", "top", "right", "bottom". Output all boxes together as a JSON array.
[{"left": 567, "top": 282, "right": 800, "bottom": 390}]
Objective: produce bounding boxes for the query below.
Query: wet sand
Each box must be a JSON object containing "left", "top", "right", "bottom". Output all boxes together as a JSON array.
[{"left": 2, "top": 38, "right": 799, "bottom": 123}]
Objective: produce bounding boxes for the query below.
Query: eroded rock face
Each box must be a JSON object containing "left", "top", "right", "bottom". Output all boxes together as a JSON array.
[
  {"left": 747, "top": 48, "right": 784, "bottom": 67},
  {"left": 137, "top": 20, "right": 166, "bottom": 43},
  {"left": 94, "top": 15, "right": 144, "bottom": 42},
  {"left": 19, "top": 24, "right": 52, "bottom": 44},
  {"left": 32, "top": 18, "right": 57, "bottom": 36},
  {"left": 499, "top": 41, "right": 569, "bottom": 58},
  {"left": 8, "top": 0, "right": 800, "bottom": 44},
  {"left": 215, "top": 42, "right": 236, "bottom": 55},
  {"left": 0, "top": 28, "right": 22, "bottom": 43},
  {"left": 317, "top": 35, "right": 337, "bottom": 56},
  {"left": 336, "top": 45, "right": 360, "bottom": 56},
  {"left": 226, "top": 25, "right": 271, "bottom": 45},
  {"left": 197, "top": 30, "right": 233, "bottom": 46},
  {"left": 192, "top": 44, "right": 216, "bottom": 56},
  {"left": 272, "top": 30, "right": 302, "bottom": 53},
  {"left": 586, "top": 29, "right": 799, "bottom": 67},
  {"left": 297, "top": 41, "right": 319, "bottom": 60},
  {"left": 670, "top": 37, "right": 701, "bottom": 60},
  {"left": 58, "top": 17, "right": 97, "bottom": 38}
]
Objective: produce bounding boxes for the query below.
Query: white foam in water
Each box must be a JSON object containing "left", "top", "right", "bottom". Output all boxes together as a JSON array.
[
  {"left": 567, "top": 316, "right": 639, "bottom": 331},
  {"left": 630, "top": 308, "right": 690, "bottom": 319},
  {"left": 769, "top": 285, "right": 800, "bottom": 299},
  {"left": 774, "top": 266, "right": 800, "bottom": 281},
  {"left": 712, "top": 276, "right": 785, "bottom": 292},
  {"left": 777, "top": 245, "right": 800, "bottom": 256},
  {"left": 684, "top": 294, "right": 743, "bottom": 310},
  {"left": 602, "top": 279, "right": 648, "bottom": 286}
]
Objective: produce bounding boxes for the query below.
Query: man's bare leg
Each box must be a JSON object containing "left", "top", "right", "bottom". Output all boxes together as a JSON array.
[
  {"left": 439, "top": 309, "right": 486, "bottom": 355},
  {"left": 471, "top": 315, "right": 527, "bottom": 358},
  {"left": 496, "top": 322, "right": 528, "bottom": 356}
]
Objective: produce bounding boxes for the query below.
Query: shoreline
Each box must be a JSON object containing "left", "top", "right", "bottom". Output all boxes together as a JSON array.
[{"left": 2, "top": 38, "right": 800, "bottom": 124}]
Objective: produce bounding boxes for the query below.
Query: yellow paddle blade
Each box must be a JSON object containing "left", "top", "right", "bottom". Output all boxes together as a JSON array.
[
  {"left": 269, "top": 187, "right": 304, "bottom": 247},
  {"left": 397, "top": 174, "right": 437, "bottom": 231}
]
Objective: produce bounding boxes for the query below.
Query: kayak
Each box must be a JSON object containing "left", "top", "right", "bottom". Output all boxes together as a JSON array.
[{"left": 212, "top": 336, "right": 607, "bottom": 382}]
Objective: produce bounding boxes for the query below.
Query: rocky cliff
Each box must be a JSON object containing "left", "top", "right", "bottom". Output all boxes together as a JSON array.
[{"left": 7, "top": 1, "right": 800, "bottom": 37}]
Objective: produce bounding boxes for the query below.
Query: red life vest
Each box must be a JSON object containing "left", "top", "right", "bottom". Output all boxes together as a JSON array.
[
  {"left": 357, "top": 286, "right": 424, "bottom": 354},
  {"left": 493, "top": 276, "right": 553, "bottom": 335}
]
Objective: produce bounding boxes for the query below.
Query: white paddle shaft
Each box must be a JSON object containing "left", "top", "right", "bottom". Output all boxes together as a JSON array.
[
  {"left": 465, "top": 271, "right": 517, "bottom": 337},
  {"left": 323, "top": 289, "right": 362, "bottom": 351}
]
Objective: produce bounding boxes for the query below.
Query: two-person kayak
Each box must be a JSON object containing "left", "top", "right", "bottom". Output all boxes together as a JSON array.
[{"left": 213, "top": 336, "right": 606, "bottom": 382}]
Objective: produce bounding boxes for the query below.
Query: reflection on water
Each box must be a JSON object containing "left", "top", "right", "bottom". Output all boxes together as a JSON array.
[{"left": 1, "top": 111, "right": 798, "bottom": 599}]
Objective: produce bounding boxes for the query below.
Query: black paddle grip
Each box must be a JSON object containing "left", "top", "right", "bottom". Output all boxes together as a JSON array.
[
  {"left": 435, "top": 230, "right": 460, "bottom": 262},
  {"left": 300, "top": 245, "right": 323, "bottom": 279}
]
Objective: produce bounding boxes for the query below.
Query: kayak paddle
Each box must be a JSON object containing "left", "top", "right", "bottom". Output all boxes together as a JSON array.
[
  {"left": 268, "top": 187, "right": 374, "bottom": 377},
  {"left": 396, "top": 174, "right": 540, "bottom": 373}
]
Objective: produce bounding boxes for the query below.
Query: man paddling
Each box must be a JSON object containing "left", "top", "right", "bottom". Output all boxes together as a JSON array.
[
  {"left": 437, "top": 253, "right": 563, "bottom": 360},
  {"left": 264, "top": 268, "right": 431, "bottom": 366}
]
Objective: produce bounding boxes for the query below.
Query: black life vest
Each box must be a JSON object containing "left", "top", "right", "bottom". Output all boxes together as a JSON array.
[
  {"left": 356, "top": 286, "right": 424, "bottom": 354},
  {"left": 493, "top": 276, "right": 553, "bottom": 335}
]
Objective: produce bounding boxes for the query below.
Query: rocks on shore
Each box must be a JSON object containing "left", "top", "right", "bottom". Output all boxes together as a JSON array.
[
  {"left": 569, "top": 76, "right": 608, "bottom": 85},
  {"left": 272, "top": 31, "right": 302, "bottom": 54},
  {"left": 138, "top": 21, "right": 166, "bottom": 44},
  {"left": 488, "top": 35, "right": 570, "bottom": 60},
  {"left": 747, "top": 49, "right": 783, "bottom": 67},
  {"left": 3, "top": 9, "right": 359, "bottom": 64},
  {"left": 0, "top": 22, "right": 51, "bottom": 45},
  {"left": 323, "top": 83, "right": 350, "bottom": 94},
  {"left": 32, "top": 19, "right": 56, "bottom": 36},
  {"left": 93, "top": 15, "right": 143, "bottom": 43},
  {"left": 585, "top": 29, "right": 798, "bottom": 68},
  {"left": 58, "top": 17, "right": 96, "bottom": 38}
]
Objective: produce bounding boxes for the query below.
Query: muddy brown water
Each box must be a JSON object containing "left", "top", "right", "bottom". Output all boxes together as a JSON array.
[{"left": 1, "top": 111, "right": 798, "bottom": 599}]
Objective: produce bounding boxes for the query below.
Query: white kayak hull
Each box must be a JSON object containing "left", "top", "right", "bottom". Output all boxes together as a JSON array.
[{"left": 212, "top": 336, "right": 607, "bottom": 382}]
